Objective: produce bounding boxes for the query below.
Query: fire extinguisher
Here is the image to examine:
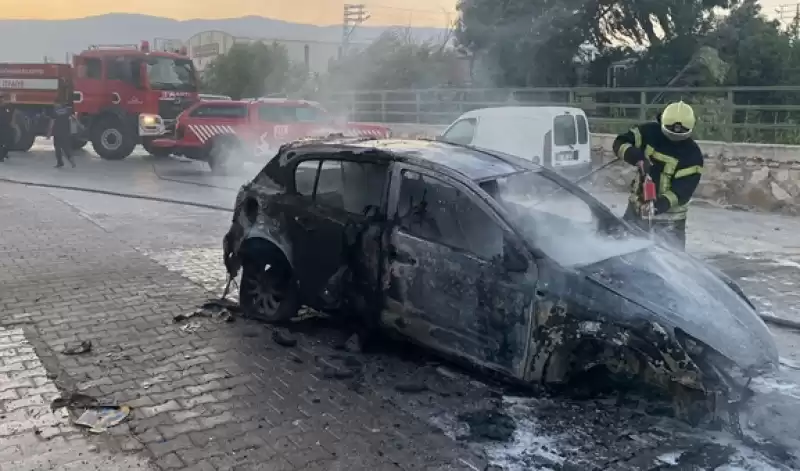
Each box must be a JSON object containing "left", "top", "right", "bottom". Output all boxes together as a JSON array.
[{"left": 639, "top": 161, "right": 657, "bottom": 231}]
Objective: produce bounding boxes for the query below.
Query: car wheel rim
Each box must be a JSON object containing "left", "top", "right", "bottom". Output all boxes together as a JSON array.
[
  {"left": 101, "top": 129, "right": 122, "bottom": 151},
  {"left": 248, "top": 272, "right": 285, "bottom": 317}
]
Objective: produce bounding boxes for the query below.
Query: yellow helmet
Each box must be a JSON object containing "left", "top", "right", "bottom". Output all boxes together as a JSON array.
[{"left": 660, "top": 101, "right": 695, "bottom": 141}]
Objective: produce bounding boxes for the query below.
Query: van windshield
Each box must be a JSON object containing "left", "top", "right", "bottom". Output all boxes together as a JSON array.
[{"left": 553, "top": 114, "right": 577, "bottom": 146}]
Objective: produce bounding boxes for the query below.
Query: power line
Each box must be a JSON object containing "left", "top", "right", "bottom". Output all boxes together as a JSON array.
[
  {"left": 776, "top": 3, "right": 800, "bottom": 21},
  {"left": 342, "top": 4, "right": 370, "bottom": 56}
]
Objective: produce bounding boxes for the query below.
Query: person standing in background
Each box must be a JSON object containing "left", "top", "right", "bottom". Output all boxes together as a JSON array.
[
  {"left": 47, "top": 99, "right": 76, "bottom": 168},
  {"left": 0, "top": 94, "right": 15, "bottom": 162}
]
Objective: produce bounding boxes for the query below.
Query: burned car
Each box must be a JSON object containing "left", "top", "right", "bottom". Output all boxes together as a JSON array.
[{"left": 223, "top": 137, "right": 779, "bottom": 426}]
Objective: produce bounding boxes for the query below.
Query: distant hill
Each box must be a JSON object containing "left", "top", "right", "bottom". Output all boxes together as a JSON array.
[{"left": 0, "top": 13, "right": 449, "bottom": 63}]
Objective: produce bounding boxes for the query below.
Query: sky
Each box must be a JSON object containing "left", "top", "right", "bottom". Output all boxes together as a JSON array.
[{"left": 0, "top": 1, "right": 459, "bottom": 28}]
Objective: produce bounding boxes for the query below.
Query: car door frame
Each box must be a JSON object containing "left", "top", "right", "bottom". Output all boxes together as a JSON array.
[
  {"left": 285, "top": 152, "right": 390, "bottom": 310},
  {"left": 381, "top": 162, "right": 539, "bottom": 379}
]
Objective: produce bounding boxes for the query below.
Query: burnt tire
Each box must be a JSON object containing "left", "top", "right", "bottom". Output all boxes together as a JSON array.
[
  {"left": 91, "top": 118, "right": 136, "bottom": 160},
  {"left": 239, "top": 262, "right": 299, "bottom": 323},
  {"left": 208, "top": 135, "right": 244, "bottom": 175}
]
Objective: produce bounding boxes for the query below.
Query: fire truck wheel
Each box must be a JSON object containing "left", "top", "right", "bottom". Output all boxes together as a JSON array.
[
  {"left": 11, "top": 126, "right": 35, "bottom": 152},
  {"left": 208, "top": 135, "right": 244, "bottom": 175},
  {"left": 91, "top": 119, "right": 136, "bottom": 160}
]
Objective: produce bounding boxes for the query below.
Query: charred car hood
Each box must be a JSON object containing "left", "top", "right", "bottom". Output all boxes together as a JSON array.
[{"left": 581, "top": 245, "right": 779, "bottom": 373}]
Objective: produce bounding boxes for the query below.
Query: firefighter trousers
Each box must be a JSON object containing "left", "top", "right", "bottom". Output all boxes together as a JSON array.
[
  {"left": 0, "top": 125, "right": 11, "bottom": 161},
  {"left": 53, "top": 133, "right": 74, "bottom": 167},
  {"left": 623, "top": 202, "right": 687, "bottom": 251}
]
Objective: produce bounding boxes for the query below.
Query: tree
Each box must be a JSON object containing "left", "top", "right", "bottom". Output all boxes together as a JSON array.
[
  {"left": 707, "top": 0, "right": 796, "bottom": 87},
  {"left": 455, "top": 0, "right": 733, "bottom": 87},
  {"left": 324, "top": 29, "right": 466, "bottom": 91},
  {"left": 201, "top": 41, "right": 308, "bottom": 99}
]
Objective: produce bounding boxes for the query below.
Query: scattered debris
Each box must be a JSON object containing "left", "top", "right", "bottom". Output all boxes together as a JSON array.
[
  {"left": 51, "top": 393, "right": 130, "bottom": 433},
  {"left": 181, "top": 322, "right": 201, "bottom": 333},
  {"left": 343, "top": 333, "right": 362, "bottom": 353},
  {"left": 51, "top": 393, "right": 98, "bottom": 411},
  {"left": 780, "top": 358, "right": 800, "bottom": 370},
  {"left": 75, "top": 406, "right": 131, "bottom": 433},
  {"left": 395, "top": 382, "right": 428, "bottom": 393},
  {"left": 141, "top": 375, "right": 167, "bottom": 390},
  {"left": 202, "top": 298, "right": 241, "bottom": 313},
  {"left": 459, "top": 409, "right": 516, "bottom": 442},
  {"left": 175, "top": 298, "right": 240, "bottom": 325},
  {"left": 62, "top": 340, "right": 92, "bottom": 355},
  {"left": 173, "top": 310, "right": 212, "bottom": 323},
  {"left": 322, "top": 366, "right": 356, "bottom": 380},
  {"left": 436, "top": 366, "right": 464, "bottom": 380},
  {"left": 272, "top": 330, "right": 297, "bottom": 347}
]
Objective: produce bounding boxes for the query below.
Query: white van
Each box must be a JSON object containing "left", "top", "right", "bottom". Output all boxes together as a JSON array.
[{"left": 438, "top": 106, "right": 592, "bottom": 178}]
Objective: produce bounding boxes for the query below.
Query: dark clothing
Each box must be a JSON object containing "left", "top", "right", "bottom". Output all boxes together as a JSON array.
[
  {"left": 612, "top": 122, "right": 704, "bottom": 224},
  {"left": 623, "top": 202, "right": 687, "bottom": 250},
  {"left": 53, "top": 134, "right": 74, "bottom": 167},
  {"left": 52, "top": 104, "right": 72, "bottom": 135},
  {"left": 0, "top": 105, "right": 13, "bottom": 161},
  {"left": 51, "top": 104, "right": 75, "bottom": 167}
]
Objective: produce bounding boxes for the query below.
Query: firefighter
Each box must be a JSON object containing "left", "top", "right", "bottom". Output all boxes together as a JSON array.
[
  {"left": 47, "top": 99, "right": 76, "bottom": 168},
  {"left": 0, "top": 94, "right": 14, "bottom": 162},
  {"left": 612, "top": 101, "right": 704, "bottom": 250}
]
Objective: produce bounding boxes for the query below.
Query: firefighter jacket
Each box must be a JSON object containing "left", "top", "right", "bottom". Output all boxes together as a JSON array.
[{"left": 612, "top": 122, "right": 704, "bottom": 221}]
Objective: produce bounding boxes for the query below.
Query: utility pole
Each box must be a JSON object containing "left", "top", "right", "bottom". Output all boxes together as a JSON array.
[
  {"left": 342, "top": 4, "right": 370, "bottom": 58},
  {"left": 777, "top": 3, "right": 800, "bottom": 22}
]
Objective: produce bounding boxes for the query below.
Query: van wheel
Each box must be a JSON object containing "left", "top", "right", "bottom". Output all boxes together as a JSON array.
[{"left": 92, "top": 118, "right": 136, "bottom": 160}]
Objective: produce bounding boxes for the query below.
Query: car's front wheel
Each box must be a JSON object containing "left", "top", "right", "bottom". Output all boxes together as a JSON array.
[{"left": 239, "top": 262, "right": 299, "bottom": 323}]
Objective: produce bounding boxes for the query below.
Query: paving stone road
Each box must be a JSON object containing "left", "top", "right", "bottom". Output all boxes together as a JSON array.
[{"left": 1, "top": 143, "right": 800, "bottom": 470}]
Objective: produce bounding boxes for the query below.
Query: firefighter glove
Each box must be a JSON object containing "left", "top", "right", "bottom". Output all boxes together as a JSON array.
[
  {"left": 637, "top": 157, "right": 652, "bottom": 176},
  {"left": 654, "top": 196, "right": 671, "bottom": 215}
]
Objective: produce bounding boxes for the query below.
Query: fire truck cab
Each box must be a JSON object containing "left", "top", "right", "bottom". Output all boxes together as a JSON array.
[{"left": 72, "top": 40, "right": 199, "bottom": 160}]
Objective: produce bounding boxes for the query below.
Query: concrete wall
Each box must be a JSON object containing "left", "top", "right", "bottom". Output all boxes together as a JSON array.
[{"left": 378, "top": 123, "right": 800, "bottom": 214}]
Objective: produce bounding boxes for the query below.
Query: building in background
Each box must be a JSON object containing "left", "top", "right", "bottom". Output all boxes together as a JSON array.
[{"left": 183, "top": 30, "right": 369, "bottom": 75}]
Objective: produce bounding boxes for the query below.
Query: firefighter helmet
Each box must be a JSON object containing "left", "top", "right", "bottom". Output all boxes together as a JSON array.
[{"left": 660, "top": 101, "right": 695, "bottom": 141}]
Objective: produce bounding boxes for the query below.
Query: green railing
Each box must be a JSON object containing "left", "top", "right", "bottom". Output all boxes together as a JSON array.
[{"left": 323, "top": 87, "right": 800, "bottom": 144}]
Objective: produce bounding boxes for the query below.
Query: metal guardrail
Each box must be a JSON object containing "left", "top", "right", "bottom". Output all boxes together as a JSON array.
[{"left": 324, "top": 87, "right": 800, "bottom": 144}]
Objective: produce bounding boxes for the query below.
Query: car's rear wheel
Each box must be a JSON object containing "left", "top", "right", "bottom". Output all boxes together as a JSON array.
[{"left": 239, "top": 262, "right": 299, "bottom": 323}]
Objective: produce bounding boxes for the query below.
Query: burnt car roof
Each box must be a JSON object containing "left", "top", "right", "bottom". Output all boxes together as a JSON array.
[{"left": 275, "top": 138, "right": 532, "bottom": 183}]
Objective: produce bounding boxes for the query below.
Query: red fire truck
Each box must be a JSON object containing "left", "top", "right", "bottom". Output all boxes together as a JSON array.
[
  {"left": 0, "top": 63, "right": 73, "bottom": 152},
  {"left": 0, "top": 40, "right": 199, "bottom": 160}
]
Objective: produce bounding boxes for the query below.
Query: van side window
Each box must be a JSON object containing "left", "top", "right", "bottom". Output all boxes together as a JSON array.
[
  {"left": 553, "top": 114, "right": 577, "bottom": 146},
  {"left": 441, "top": 118, "right": 476, "bottom": 145},
  {"left": 576, "top": 114, "right": 588, "bottom": 144}
]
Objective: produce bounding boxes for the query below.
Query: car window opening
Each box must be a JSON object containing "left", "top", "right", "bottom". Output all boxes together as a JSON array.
[
  {"left": 296, "top": 159, "right": 387, "bottom": 215},
  {"left": 398, "top": 170, "right": 503, "bottom": 261}
]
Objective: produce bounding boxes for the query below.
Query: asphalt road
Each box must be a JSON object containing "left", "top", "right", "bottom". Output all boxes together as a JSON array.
[{"left": 1, "top": 141, "right": 800, "bottom": 470}]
